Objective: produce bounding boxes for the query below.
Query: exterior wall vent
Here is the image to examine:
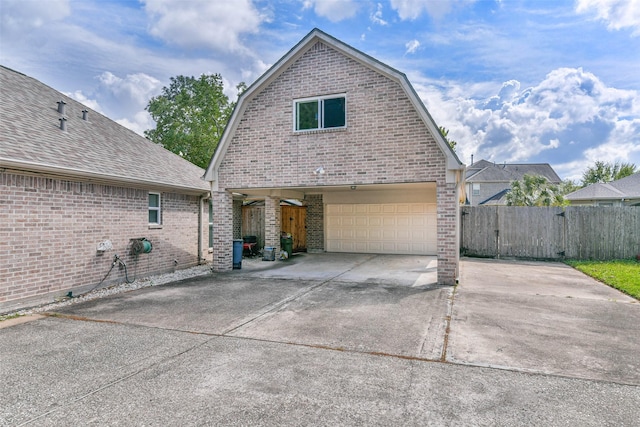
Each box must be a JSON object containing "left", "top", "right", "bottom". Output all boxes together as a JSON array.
[
  {"left": 57, "top": 100, "right": 66, "bottom": 115},
  {"left": 59, "top": 117, "right": 67, "bottom": 131},
  {"left": 82, "top": 109, "right": 88, "bottom": 120}
]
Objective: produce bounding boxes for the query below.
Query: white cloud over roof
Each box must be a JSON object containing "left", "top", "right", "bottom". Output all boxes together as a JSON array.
[{"left": 303, "top": 0, "right": 359, "bottom": 22}]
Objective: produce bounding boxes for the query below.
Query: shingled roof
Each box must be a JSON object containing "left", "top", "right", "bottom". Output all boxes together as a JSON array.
[
  {"left": 0, "top": 65, "right": 208, "bottom": 194},
  {"left": 466, "top": 159, "right": 561, "bottom": 183},
  {"left": 565, "top": 172, "right": 640, "bottom": 202}
]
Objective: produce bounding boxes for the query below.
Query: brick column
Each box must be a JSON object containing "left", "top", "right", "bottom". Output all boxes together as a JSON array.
[
  {"left": 212, "top": 191, "right": 233, "bottom": 271},
  {"left": 233, "top": 199, "right": 243, "bottom": 239},
  {"left": 306, "top": 194, "right": 324, "bottom": 253},
  {"left": 436, "top": 180, "right": 459, "bottom": 285},
  {"left": 264, "top": 196, "right": 281, "bottom": 253}
]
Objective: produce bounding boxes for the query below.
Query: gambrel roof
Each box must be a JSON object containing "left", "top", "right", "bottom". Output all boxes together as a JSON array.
[
  {"left": 566, "top": 172, "right": 640, "bottom": 202},
  {"left": 204, "top": 28, "right": 463, "bottom": 184},
  {"left": 0, "top": 65, "right": 208, "bottom": 194}
]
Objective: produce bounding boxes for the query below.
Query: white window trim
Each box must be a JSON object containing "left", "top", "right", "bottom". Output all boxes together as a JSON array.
[
  {"left": 149, "top": 192, "right": 161, "bottom": 225},
  {"left": 472, "top": 183, "right": 480, "bottom": 196},
  {"left": 293, "top": 93, "right": 347, "bottom": 132}
]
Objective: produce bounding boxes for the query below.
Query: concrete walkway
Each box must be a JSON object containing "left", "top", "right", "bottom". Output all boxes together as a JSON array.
[{"left": 1, "top": 254, "right": 638, "bottom": 426}]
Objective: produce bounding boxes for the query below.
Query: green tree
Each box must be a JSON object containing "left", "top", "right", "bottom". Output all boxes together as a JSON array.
[
  {"left": 439, "top": 126, "right": 457, "bottom": 152},
  {"left": 506, "top": 174, "right": 567, "bottom": 207},
  {"left": 581, "top": 161, "right": 636, "bottom": 186},
  {"left": 145, "top": 74, "right": 235, "bottom": 168}
]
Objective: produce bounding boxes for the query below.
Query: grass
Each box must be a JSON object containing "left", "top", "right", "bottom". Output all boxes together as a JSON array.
[
  {"left": 0, "top": 313, "right": 23, "bottom": 322},
  {"left": 565, "top": 259, "right": 640, "bottom": 300}
]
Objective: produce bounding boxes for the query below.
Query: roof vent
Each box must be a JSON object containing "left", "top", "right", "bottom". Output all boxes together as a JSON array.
[
  {"left": 82, "top": 109, "right": 88, "bottom": 121},
  {"left": 59, "top": 117, "right": 67, "bottom": 131},
  {"left": 57, "top": 100, "right": 66, "bottom": 115}
]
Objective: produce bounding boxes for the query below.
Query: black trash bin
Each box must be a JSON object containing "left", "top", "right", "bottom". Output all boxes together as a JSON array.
[{"left": 233, "top": 239, "right": 243, "bottom": 269}]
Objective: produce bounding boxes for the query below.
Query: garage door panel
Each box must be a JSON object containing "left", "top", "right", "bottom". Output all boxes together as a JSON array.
[
  {"left": 368, "top": 217, "right": 382, "bottom": 226},
  {"left": 326, "top": 203, "right": 437, "bottom": 255}
]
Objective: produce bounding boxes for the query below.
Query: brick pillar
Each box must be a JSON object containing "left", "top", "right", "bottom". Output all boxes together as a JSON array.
[
  {"left": 264, "top": 196, "right": 281, "bottom": 253},
  {"left": 436, "top": 180, "right": 459, "bottom": 285},
  {"left": 306, "top": 194, "right": 324, "bottom": 253},
  {"left": 233, "top": 199, "right": 243, "bottom": 239},
  {"left": 212, "top": 191, "right": 233, "bottom": 271}
]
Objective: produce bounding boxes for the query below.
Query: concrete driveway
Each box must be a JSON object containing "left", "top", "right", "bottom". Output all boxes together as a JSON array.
[{"left": 1, "top": 254, "right": 639, "bottom": 426}]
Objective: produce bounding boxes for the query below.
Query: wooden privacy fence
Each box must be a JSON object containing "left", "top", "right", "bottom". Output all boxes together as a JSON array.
[{"left": 461, "top": 206, "right": 640, "bottom": 260}]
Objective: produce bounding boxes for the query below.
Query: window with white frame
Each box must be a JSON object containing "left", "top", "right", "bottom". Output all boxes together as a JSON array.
[
  {"left": 149, "top": 192, "right": 161, "bottom": 224},
  {"left": 294, "top": 95, "right": 346, "bottom": 131},
  {"left": 472, "top": 183, "right": 480, "bottom": 196}
]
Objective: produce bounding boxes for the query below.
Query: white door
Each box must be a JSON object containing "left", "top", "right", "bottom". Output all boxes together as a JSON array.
[{"left": 325, "top": 203, "right": 437, "bottom": 255}]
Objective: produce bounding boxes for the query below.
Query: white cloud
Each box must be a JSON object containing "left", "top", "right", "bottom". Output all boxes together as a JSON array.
[
  {"left": 98, "top": 71, "right": 163, "bottom": 109},
  {"left": 370, "top": 3, "right": 388, "bottom": 25},
  {"left": 390, "top": 0, "right": 475, "bottom": 20},
  {"left": 84, "top": 71, "right": 165, "bottom": 136},
  {"left": 143, "top": 0, "right": 265, "bottom": 52},
  {"left": 414, "top": 67, "right": 640, "bottom": 180},
  {"left": 303, "top": 0, "right": 359, "bottom": 22},
  {"left": 0, "top": 0, "right": 70, "bottom": 37},
  {"left": 66, "top": 91, "right": 104, "bottom": 113},
  {"left": 116, "top": 111, "right": 156, "bottom": 137},
  {"left": 405, "top": 39, "right": 420, "bottom": 54},
  {"left": 576, "top": 0, "right": 640, "bottom": 35}
]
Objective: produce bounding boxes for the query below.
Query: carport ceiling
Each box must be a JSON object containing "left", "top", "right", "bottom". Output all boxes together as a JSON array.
[{"left": 230, "top": 182, "right": 436, "bottom": 200}]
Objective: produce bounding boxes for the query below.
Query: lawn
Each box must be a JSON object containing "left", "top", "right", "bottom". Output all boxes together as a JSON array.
[{"left": 566, "top": 259, "right": 640, "bottom": 300}]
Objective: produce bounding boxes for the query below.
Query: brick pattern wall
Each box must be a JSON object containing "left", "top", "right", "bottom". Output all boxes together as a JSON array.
[
  {"left": 437, "top": 181, "right": 460, "bottom": 285},
  {"left": 305, "top": 194, "right": 324, "bottom": 252},
  {"left": 214, "top": 40, "right": 458, "bottom": 281},
  {"left": 218, "top": 41, "right": 447, "bottom": 190},
  {"left": 0, "top": 172, "right": 203, "bottom": 310},
  {"left": 211, "top": 190, "right": 233, "bottom": 271},
  {"left": 233, "top": 199, "right": 242, "bottom": 239},
  {"left": 264, "top": 196, "right": 281, "bottom": 252}
]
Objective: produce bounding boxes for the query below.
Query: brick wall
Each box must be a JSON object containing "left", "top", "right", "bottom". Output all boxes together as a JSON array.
[
  {"left": 436, "top": 180, "right": 460, "bottom": 285},
  {"left": 264, "top": 196, "right": 281, "bottom": 252},
  {"left": 0, "top": 171, "right": 204, "bottom": 311},
  {"left": 211, "top": 190, "right": 233, "bottom": 271},
  {"left": 233, "top": 199, "right": 243, "bottom": 239},
  {"left": 218, "top": 41, "right": 447, "bottom": 189},
  {"left": 305, "top": 194, "right": 324, "bottom": 252},
  {"left": 214, "top": 40, "right": 459, "bottom": 283}
]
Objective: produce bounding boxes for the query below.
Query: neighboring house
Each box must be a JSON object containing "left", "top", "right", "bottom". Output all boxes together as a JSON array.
[
  {"left": 0, "top": 65, "right": 210, "bottom": 312},
  {"left": 204, "top": 29, "right": 465, "bottom": 285},
  {"left": 465, "top": 159, "right": 561, "bottom": 205},
  {"left": 565, "top": 173, "right": 640, "bottom": 206}
]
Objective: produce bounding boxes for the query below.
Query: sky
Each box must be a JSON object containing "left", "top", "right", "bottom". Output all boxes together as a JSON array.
[{"left": 1, "top": 0, "right": 639, "bottom": 182}]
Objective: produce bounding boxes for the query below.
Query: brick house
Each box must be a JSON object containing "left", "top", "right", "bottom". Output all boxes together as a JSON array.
[
  {"left": 0, "top": 65, "right": 210, "bottom": 312},
  {"left": 204, "top": 29, "right": 465, "bottom": 285}
]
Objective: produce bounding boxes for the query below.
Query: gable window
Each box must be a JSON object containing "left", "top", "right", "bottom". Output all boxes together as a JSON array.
[
  {"left": 472, "top": 183, "right": 480, "bottom": 196},
  {"left": 294, "top": 95, "right": 346, "bottom": 131},
  {"left": 149, "top": 192, "right": 161, "bottom": 225}
]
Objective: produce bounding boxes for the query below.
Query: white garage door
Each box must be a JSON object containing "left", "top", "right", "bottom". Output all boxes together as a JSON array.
[{"left": 326, "top": 203, "right": 437, "bottom": 255}]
